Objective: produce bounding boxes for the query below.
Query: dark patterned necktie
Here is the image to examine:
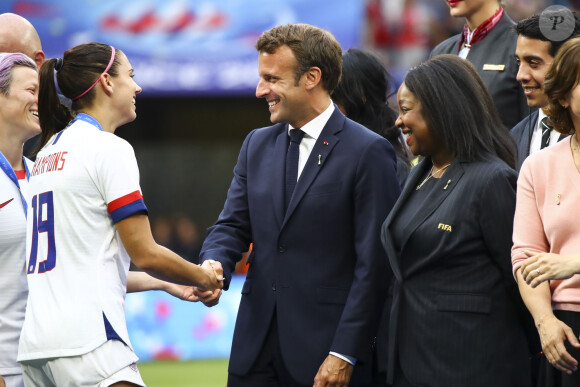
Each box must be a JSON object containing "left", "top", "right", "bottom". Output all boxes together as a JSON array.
[
  {"left": 540, "top": 117, "right": 553, "bottom": 149},
  {"left": 285, "top": 129, "right": 305, "bottom": 209}
]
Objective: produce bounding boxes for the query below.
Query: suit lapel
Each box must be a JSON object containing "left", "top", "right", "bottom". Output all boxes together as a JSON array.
[
  {"left": 272, "top": 126, "right": 290, "bottom": 228},
  {"left": 385, "top": 158, "right": 465, "bottom": 270},
  {"left": 282, "top": 109, "right": 343, "bottom": 228},
  {"left": 398, "top": 160, "right": 464, "bottom": 252},
  {"left": 524, "top": 112, "right": 537, "bottom": 159},
  {"left": 382, "top": 158, "right": 430, "bottom": 282},
  {"left": 518, "top": 111, "right": 537, "bottom": 169}
]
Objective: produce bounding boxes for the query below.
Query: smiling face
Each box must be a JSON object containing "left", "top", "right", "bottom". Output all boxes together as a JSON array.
[
  {"left": 255, "top": 45, "right": 312, "bottom": 128},
  {"left": 395, "top": 82, "right": 436, "bottom": 157},
  {"left": 110, "top": 51, "right": 142, "bottom": 127},
  {"left": 515, "top": 36, "right": 553, "bottom": 108},
  {"left": 446, "top": 0, "right": 489, "bottom": 16},
  {"left": 0, "top": 65, "right": 40, "bottom": 142}
]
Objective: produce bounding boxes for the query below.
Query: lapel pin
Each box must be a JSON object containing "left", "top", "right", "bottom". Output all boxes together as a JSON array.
[
  {"left": 443, "top": 179, "right": 451, "bottom": 190},
  {"left": 318, "top": 154, "right": 322, "bottom": 165},
  {"left": 323, "top": 141, "right": 328, "bottom": 146},
  {"left": 557, "top": 193, "right": 561, "bottom": 205}
]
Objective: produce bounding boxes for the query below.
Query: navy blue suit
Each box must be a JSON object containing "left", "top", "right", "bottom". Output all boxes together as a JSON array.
[{"left": 200, "top": 107, "right": 400, "bottom": 385}]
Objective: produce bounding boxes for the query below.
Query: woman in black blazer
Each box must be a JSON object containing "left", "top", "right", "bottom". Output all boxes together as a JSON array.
[{"left": 380, "top": 54, "right": 532, "bottom": 387}]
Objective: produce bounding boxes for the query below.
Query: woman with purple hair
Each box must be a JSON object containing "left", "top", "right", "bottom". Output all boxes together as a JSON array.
[{"left": 0, "top": 52, "right": 40, "bottom": 387}]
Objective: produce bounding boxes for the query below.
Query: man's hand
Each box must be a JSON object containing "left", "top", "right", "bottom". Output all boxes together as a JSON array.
[
  {"left": 521, "top": 251, "right": 580, "bottom": 288},
  {"left": 313, "top": 354, "right": 354, "bottom": 387},
  {"left": 198, "top": 259, "right": 224, "bottom": 292},
  {"left": 0, "top": 375, "right": 6, "bottom": 387},
  {"left": 193, "top": 260, "right": 224, "bottom": 307},
  {"left": 537, "top": 314, "right": 580, "bottom": 374}
]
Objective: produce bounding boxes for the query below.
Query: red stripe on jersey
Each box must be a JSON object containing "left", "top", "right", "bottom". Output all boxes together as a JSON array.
[
  {"left": 107, "top": 190, "right": 143, "bottom": 213},
  {"left": 15, "top": 170, "right": 26, "bottom": 180}
]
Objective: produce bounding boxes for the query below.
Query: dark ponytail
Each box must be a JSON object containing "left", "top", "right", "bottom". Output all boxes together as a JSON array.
[
  {"left": 36, "top": 58, "right": 73, "bottom": 155},
  {"left": 35, "top": 42, "right": 120, "bottom": 155}
]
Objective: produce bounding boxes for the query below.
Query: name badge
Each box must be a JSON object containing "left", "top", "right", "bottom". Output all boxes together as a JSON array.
[{"left": 482, "top": 64, "right": 505, "bottom": 71}]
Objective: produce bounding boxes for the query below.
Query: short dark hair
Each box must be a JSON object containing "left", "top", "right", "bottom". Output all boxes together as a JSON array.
[
  {"left": 37, "top": 42, "right": 122, "bottom": 153},
  {"left": 332, "top": 48, "right": 411, "bottom": 165},
  {"left": 404, "top": 54, "right": 516, "bottom": 168},
  {"left": 544, "top": 36, "right": 580, "bottom": 135},
  {"left": 516, "top": 11, "right": 580, "bottom": 57},
  {"left": 255, "top": 23, "right": 342, "bottom": 93}
]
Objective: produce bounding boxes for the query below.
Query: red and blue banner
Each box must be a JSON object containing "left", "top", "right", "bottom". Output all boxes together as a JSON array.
[{"left": 2, "top": 0, "right": 364, "bottom": 96}]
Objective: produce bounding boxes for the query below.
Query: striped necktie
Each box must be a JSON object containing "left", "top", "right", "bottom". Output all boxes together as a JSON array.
[{"left": 540, "top": 117, "right": 553, "bottom": 149}]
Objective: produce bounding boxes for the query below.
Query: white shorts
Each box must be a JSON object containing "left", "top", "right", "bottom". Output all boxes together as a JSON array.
[
  {"left": 2, "top": 374, "right": 24, "bottom": 387},
  {"left": 20, "top": 340, "right": 145, "bottom": 387}
]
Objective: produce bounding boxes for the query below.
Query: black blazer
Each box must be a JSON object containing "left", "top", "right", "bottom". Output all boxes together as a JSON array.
[
  {"left": 511, "top": 110, "right": 567, "bottom": 172},
  {"left": 431, "top": 12, "right": 529, "bottom": 129},
  {"left": 381, "top": 156, "right": 531, "bottom": 387},
  {"left": 200, "top": 108, "right": 401, "bottom": 385}
]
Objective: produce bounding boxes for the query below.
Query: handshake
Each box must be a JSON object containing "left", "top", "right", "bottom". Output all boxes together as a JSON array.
[{"left": 187, "top": 259, "right": 225, "bottom": 307}]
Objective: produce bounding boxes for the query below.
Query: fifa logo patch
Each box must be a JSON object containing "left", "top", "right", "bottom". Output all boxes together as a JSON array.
[{"left": 438, "top": 223, "right": 452, "bottom": 232}]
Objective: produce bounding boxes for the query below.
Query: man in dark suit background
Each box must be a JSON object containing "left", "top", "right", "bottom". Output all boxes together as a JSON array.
[
  {"left": 511, "top": 11, "right": 580, "bottom": 171},
  {"left": 430, "top": 0, "right": 528, "bottom": 129},
  {"left": 194, "top": 23, "right": 400, "bottom": 387}
]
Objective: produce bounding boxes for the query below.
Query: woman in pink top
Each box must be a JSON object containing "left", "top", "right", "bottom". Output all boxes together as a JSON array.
[{"left": 512, "top": 37, "right": 580, "bottom": 386}]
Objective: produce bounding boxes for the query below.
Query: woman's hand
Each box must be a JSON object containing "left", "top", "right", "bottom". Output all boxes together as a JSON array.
[
  {"left": 520, "top": 251, "right": 580, "bottom": 287},
  {"left": 536, "top": 314, "right": 580, "bottom": 374},
  {"left": 163, "top": 283, "right": 203, "bottom": 302}
]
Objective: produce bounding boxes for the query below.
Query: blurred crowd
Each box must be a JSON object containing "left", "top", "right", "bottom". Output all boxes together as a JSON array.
[{"left": 365, "top": 0, "right": 578, "bottom": 87}]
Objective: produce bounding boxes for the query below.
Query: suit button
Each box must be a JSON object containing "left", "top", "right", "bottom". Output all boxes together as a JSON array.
[
  {"left": 272, "top": 282, "right": 276, "bottom": 291},
  {"left": 278, "top": 245, "right": 286, "bottom": 253}
]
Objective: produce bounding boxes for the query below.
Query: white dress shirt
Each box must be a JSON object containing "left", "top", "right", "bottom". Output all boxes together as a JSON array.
[
  {"left": 287, "top": 100, "right": 356, "bottom": 366},
  {"left": 458, "top": 29, "right": 475, "bottom": 59},
  {"left": 288, "top": 100, "right": 334, "bottom": 181},
  {"left": 529, "top": 109, "right": 561, "bottom": 155}
]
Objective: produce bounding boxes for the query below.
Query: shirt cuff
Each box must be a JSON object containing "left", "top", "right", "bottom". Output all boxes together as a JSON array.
[{"left": 329, "top": 351, "right": 357, "bottom": 366}]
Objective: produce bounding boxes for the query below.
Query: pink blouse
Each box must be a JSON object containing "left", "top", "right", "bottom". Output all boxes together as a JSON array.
[{"left": 512, "top": 136, "right": 580, "bottom": 312}]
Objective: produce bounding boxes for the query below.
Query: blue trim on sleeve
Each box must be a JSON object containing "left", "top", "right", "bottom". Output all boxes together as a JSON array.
[{"left": 110, "top": 199, "right": 148, "bottom": 223}]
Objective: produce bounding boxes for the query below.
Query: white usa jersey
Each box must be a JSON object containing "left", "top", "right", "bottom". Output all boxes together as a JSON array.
[
  {"left": 0, "top": 157, "right": 31, "bottom": 375},
  {"left": 18, "top": 115, "right": 147, "bottom": 361}
]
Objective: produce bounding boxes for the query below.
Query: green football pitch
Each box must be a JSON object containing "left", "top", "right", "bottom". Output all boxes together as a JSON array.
[{"left": 138, "top": 359, "right": 229, "bottom": 387}]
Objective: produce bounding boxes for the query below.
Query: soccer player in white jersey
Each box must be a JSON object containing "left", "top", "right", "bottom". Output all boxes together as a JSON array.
[
  {"left": 17, "top": 42, "right": 223, "bottom": 387},
  {"left": 0, "top": 53, "right": 40, "bottom": 387}
]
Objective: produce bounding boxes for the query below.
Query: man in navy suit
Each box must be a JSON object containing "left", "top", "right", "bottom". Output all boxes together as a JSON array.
[
  {"left": 511, "top": 11, "right": 580, "bottom": 171},
  {"left": 195, "top": 24, "right": 400, "bottom": 387}
]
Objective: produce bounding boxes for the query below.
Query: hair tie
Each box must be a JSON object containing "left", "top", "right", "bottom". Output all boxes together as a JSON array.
[
  {"left": 54, "top": 58, "right": 63, "bottom": 71},
  {"left": 72, "top": 45, "right": 116, "bottom": 101}
]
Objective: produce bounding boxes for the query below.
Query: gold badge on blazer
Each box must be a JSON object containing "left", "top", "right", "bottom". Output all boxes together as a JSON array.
[
  {"left": 438, "top": 223, "right": 452, "bottom": 232},
  {"left": 482, "top": 64, "right": 505, "bottom": 71}
]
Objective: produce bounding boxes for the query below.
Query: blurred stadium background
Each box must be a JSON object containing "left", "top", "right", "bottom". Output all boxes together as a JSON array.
[{"left": 2, "top": 0, "right": 577, "bottom": 385}]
